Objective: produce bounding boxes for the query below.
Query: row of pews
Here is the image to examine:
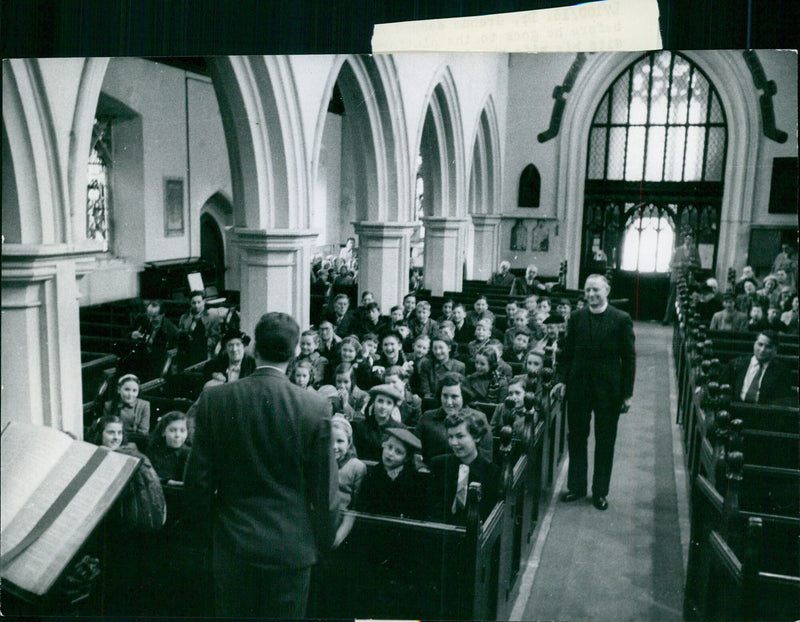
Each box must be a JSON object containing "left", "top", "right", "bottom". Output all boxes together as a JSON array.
[{"left": 673, "top": 280, "right": 800, "bottom": 621}]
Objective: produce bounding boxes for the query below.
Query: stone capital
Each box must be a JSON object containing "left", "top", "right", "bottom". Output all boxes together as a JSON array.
[
  {"left": 422, "top": 216, "right": 468, "bottom": 233},
  {"left": 470, "top": 214, "right": 503, "bottom": 228},
  {"left": 353, "top": 221, "right": 417, "bottom": 239}
]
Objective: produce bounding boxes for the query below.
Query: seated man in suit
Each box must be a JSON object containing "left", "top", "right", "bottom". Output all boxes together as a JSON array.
[
  {"left": 488, "top": 260, "right": 515, "bottom": 288},
  {"left": 323, "top": 293, "right": 358, "bottom": 338},
  {"left": 726, "top": 330, "right": 794, "bottom": 405},
  {"left": 511, "top": 264, "right": 547, "bottom": 297}
]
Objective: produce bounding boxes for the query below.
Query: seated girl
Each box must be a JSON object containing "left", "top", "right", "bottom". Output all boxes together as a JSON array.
[
  {"left": 352, "top": 383, "right": 404, "bottom": 461},
  {"left": 290, "top": 359, "right": 317, "bottom": 392},
  {"left": 464, "top": 346, "right": 508, "bottom": 404},
  {"left": 89, "top": 414, "right": 166, "bottom": 531},
  {"left": 147, "top": 411, "right": 191, "bottom": 485},
  {"left": 103, "top": 373, "right": 151, "bottom": 438},
  {"left": 356, "top": 427, "right": 427, "bottom": 519},
  {"left": 415, "top": 372, "right": 493, "bottom": 467},
  {"left": 286, "top": 329, "right": 329, "bottom": 388},
  {"left": 426, "top": 409, "right": 501, "bottom": 525},
  {"left": 384, "top": 365, "right": 423, "bottom": 428},
  {"left": 331, "top": 362, "right": 370, "bottom": 419},
  {"left": 331, "top": 415, "right": 367, "bottom": 547},
  {"left": 489, "top": 377, "right": 528, "bottom": 438},
  {"left": 511, "top": 348, "right": 546, "bottom": 396},
  {"left": 418, "top": 336, "right": 466, "bottom": 399},
  {"left": 503, "top": 326, "right": 531, "bottom": 364}
]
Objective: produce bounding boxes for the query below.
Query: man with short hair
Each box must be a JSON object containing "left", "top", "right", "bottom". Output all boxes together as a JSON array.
[
  {"left": 709, "top": 293, "right": 748, "bottom": 332},
  {"left": 185, "top": 312, "right": 339, "bottom": 618},
  {"left": 726, "top": 331, "right": 794, "bottom": 405},
  {"left": 554, "top": 274, "right": 636, "bottom": 511},
  {"left": 177, "top": 291, "right": 222, "bottom": 370},
  {"left": 128, "top": 299, "right": 178, "bottom": 378},
  {"left": 324, "top": 293, "right": 357, "bottom": 337},
  {"left": 488, "top": 260, "right": 515, "bottom": 288},
  {"left": 511, "top": 264, "right": 546, "bottom": 297}
]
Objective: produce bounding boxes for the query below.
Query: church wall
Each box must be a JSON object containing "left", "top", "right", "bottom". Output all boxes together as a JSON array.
[
  {"left": 500, "top": 53, "right": 575, "bottom": 277},
  {"left": 749, "top": 49, "right": 798, "bottom": 226},
  {"left": 187, "top": 76, "right": 233, "bottom": 258},
  {"left": 79, "top": 58, "right": 233, "bottom": 304},
  {"left": 320, "top": 111, "right": 343, "bottom": 252},
  {"left": 2, "top": 127, "right": 21, "bottom": 243}
]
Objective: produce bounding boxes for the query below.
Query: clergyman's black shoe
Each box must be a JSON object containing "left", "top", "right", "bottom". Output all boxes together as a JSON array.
[
  {"left": 592, "top": 496, "right": 609, "bottom": 511},
  {"left": 560, "top": 491, "right": 585, "bottom": 503}
]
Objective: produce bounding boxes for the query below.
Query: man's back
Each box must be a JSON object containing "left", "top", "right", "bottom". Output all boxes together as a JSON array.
[{"left": 185, "top": 367, "right": 337, "bottom": 568}]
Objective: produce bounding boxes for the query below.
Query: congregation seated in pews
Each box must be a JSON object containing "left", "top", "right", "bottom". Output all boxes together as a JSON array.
[
  {"left": 673, "top": 272, "right": 799, "bottom": 622},
  {"left": 64, "top": 270, "right": 582, "bottom": 618}
]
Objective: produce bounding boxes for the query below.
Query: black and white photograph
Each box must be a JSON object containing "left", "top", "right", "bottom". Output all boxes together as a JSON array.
[{"left": 2, "top": 13, "right": 798, "bottom": 619}]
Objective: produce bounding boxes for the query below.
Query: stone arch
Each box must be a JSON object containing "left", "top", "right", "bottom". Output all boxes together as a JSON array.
[
  {"left": 557, "top": 51, "right": 759, "bottom": 288},
  {"left": 311, "top": 54, "right": 405, "bottom": 230},
  {"left": 415, "top": 66, "right": 466, "bottom": 218},
  {"left": 207, "top": 56, "right": 306, "bottom": 230},
  {"left": 2, "top": 59, "right": 69, "bottom": 245},
  {"left": 467, "top": 95, "right": 501, "bottom": 215}
]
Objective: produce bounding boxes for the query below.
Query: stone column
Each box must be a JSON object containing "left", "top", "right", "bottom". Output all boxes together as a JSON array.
[
  {"left": 232, "top": 228, "right": 318, "bottom": 332},
  {"left": 471, "top": 214, "right": 502, "bottom": 282},
  {"left": 2, "top": 246, "right": 85, "bottom": 436},
  {"left": 353, "top": 222, "right": 416, "bottom": 313},
  {"left": 422, "top": 217, "right": 469, "bottom": 296}
]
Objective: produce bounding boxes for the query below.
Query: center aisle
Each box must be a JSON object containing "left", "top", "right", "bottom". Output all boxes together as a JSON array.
[{"left": 514, "top": 322, "right": 688, "bottom": 622}]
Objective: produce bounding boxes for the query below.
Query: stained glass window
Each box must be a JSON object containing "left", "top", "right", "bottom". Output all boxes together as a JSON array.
[
  {"left": 586, "top": 52, "right": 727, "bottom": 183},
  {"left": 87, "top": 118, "right": 112, "bottom": 251}
]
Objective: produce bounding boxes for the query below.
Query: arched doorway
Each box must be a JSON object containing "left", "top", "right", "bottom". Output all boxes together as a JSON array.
[
  {"left": 580, "top": 51, "right": 728, "bottom": 319},
  {"left": 200, "top": 212, "right": 226, "bottom": 291}
]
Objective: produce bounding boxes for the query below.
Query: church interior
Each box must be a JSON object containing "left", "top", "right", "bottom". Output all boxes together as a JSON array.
[{"left": 2, "top": 50, "right": 798, "bottom": 619}]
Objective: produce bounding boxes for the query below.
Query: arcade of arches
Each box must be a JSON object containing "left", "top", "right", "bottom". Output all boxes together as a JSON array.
[{"left": 2, "top": 51, "right": 797, "bottom": 435}]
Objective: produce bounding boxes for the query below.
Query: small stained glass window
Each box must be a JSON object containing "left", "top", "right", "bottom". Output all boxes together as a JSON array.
[{"left": 87, "top": 118, "right": 112, "bottom": 251}]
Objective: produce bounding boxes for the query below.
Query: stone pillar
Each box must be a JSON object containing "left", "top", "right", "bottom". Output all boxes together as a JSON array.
[
  {"left": 233, "top": 228, "right": 318, "bottom": 332},
  {"left": 353, "top": 222, "right": 416, "bottom": 313},
  {"left": 422, "top": 217, "right": 469, "bottom": 296},
  {"left": 2, "top": 247, "right": 84, "bottom": 436},
  {"left": 471, "top": 214, "right": 502, "bottom": 282}
]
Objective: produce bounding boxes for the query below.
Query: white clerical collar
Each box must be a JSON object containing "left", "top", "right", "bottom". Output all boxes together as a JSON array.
[{"left": 589, "top": 302, "right": 609, "bottom": 314}]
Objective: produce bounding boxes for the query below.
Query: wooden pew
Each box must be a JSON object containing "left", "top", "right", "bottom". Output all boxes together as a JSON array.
[{"left": 684, "top": 468, "right": 800, "bottom": 621}]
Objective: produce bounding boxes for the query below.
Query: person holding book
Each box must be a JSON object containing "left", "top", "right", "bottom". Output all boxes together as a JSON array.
[{"left": 103, "top": 374, "right": 151, "bottom": 437}]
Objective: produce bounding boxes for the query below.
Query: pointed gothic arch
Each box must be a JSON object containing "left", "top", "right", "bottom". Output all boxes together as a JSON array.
[{"left": 558, "top": 51, "right": 760, "bottom": 289}]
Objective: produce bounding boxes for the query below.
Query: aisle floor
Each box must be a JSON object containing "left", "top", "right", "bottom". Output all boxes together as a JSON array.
[{"left": 513, "top": 322, "right": 689, "bottom": 622}]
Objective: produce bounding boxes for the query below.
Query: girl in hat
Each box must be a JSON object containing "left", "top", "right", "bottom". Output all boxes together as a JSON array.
[
  {"left": 356, "top": 426, "right": 426, "bottom": 519},
  {"left": 352, "top": 383, "right": 404, "bottom": 461},
  {"left": 426, "top": 409, "right": 501, "bottom": 525},
  {"left": 204, "top": 329, "right": 256, "bottom": 387},
  {"left": 104, "top": 373, "right": 151, "bottom": 436}
]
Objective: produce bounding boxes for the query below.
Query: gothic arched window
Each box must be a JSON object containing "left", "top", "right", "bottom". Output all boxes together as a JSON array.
[
  {"left": 582, "top": 52, "right": 727, "bottom": 281},
  {"left": 87, "top": 118, "right": 113, "bottom": 251}
]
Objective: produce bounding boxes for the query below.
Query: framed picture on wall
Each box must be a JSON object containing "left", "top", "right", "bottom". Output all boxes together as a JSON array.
[{"left": 164, "top": 177, "right": 185, "bottom": 237}]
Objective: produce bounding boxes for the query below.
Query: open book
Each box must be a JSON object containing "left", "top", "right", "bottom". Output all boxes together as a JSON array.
[{"left": 1, "top": 421, "right": 140, "bottom": 600}]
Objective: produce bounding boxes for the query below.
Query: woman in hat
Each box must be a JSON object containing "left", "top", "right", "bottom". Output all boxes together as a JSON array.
[
  {"left": 352, "top": 383, "right": 404, "bottom": 461},
  {"left": 203, "top": 329, "right": 255, "bottom": 388},
  {"left": 426, "top": 408, "right": 501, "bottom": 525},
  {"left": 355, "top": 426, "right": 426, "bottom": 519},
  {"left": 415, "top": 372, "right": 493, "bottom": 467}
]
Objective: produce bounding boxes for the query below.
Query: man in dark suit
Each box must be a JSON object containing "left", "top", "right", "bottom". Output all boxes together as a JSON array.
[
  {"left": 554, "top": 274, "right": 636, "bottom": 511},
  {"left": 726, "top": 330, "right": 794, "bottom": 405},
  {"left": 323, "top": 293, "right": 358, "bottom": 337},
  {"left": 184, "top": 312, "right": 339, "bottom": 618},
  {"left": 511, "top": 264, "right": 547, "bottom": 297}
]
